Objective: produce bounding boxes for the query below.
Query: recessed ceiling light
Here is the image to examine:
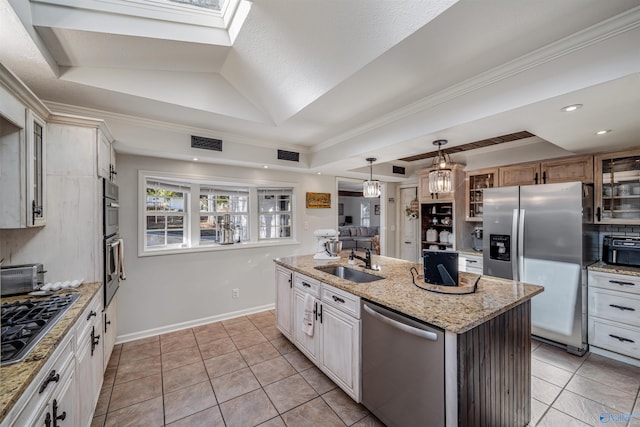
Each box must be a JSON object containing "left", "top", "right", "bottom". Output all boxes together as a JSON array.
[
  {"left": 561, "top": 104, "right": 583, "bottom": 112},
  {"left": 596, "top": 129, "right": 611, "bottom": 135},
  {"left": 263, "top": 165, "right": 269, "bottom": 169},
  {"left": 316, "top": 172, "right": 322, "bottom": 175},
  {"left": 193, "top": 157, "right": 199, "bottom": 161}
]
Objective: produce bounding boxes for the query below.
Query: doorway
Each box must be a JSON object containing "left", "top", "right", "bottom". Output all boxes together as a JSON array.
[{"left": 336, "top": 177, "right": 385, "bottom": 255}]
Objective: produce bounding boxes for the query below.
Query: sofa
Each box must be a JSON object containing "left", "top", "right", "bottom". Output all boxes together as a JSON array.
[{"left": 338, "top": 226, "right": 379, "bottom": 251}]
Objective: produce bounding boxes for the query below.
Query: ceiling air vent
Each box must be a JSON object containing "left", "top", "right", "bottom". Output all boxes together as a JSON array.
[
  {"left": 277, "top": 149, "right": 300, "bottom": 162},
  {"left": 191, "top": 135, "right": 222, "bottom": 151},
  {"left": 392, "top": 166, "right": 406, "bottom": 175}
]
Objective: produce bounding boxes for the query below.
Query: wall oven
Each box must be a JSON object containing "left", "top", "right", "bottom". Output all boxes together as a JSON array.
[{"left": 103, "top": 179, "right": 122, "bottom": 306}]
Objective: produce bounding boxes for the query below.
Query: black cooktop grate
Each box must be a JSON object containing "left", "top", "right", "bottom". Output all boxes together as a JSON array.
[{"left": 1, "top": 293, "right": 80, "bottom": 365}]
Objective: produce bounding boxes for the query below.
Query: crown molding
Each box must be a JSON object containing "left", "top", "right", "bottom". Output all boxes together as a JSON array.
[
  {"left": 0, "top": 62, "right": 50, "bottom": 119},
  {"left": 313, "top": 6, "right": 640, "bottom": 152},
  {"left": 47, "top": 112, "right": 115, "bottom": 142},
  {"left": 44, "top": 100, "right": 310, "bottom": 153}
]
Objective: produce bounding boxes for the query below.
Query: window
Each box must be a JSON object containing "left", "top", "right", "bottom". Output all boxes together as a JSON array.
[
  {"left": 258, "top": 188, "right": 293, "bottom": 240},
  {"left": 145, "top": 180, "right": 188, "bottom": 248},
  {"left": 141, "top": 173, "right": 296, "bottom": 254},
  {"left": 200, "top": 186, "right": 249, "bottom": 244},
  {"left": 360, "top": 202, "right": 370, "bottom": 227}
]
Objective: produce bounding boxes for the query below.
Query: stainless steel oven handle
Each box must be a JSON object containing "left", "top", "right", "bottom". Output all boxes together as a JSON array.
[
  {"left": 364, "top": 304, "right": 437, "bottom": 341},
  {"left": 109, "top": 202, "right": 120, "bottom": 208},
  {"left": 110, "top": 241, "right": 120, "bottom": 248}
]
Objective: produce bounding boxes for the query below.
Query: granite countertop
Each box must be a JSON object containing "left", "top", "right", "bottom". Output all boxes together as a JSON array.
[
  {"left": 274, "top": 253, "right": 543, "bottom": 334},
  {"left": 0, "top": 282, "right": 102, "bottom": 422},
  {"left": 458, "top": 248, "right": 483, "bottom": 257},
  {"left": 588, "top": 261, "right": 640, "bottom": 277}
]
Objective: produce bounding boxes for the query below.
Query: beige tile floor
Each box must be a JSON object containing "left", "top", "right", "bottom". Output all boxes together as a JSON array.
[{"left": 91, "top": 310, "right": 640, "bottom": 427}]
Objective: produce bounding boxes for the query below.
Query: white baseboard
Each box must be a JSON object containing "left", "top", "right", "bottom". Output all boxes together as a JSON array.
[
  {"left": 114, "top": 303, "right": 275, "bottom": 345},
  {"left": 589, "top": 345, "right": 640, "bottom": 368}
]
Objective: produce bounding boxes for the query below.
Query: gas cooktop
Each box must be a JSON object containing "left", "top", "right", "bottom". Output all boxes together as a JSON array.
[{"left": 1, "top": 294, "right": 80, "bottom": 366}]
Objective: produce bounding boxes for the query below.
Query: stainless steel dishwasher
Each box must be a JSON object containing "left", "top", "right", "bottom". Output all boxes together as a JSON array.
[{"left": 361, "top": 300, "right": 445, "bottom": 427}]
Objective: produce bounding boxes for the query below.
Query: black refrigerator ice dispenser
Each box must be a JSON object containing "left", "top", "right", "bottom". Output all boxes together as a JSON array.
[{"left": 489, "top": 234, "right": 511, "bottom": 262}]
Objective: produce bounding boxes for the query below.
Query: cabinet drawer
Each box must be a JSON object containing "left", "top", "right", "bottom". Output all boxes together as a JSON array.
[
  {"left": 589, "top": 289, "right": 640, "bottom": 327},
  {"left": 76, "top": 291, "right": 103, "bottom": 348},
  {"left": 588, "top": 271, "right": 640, "bottom": 295},
  {"left": 589, "top": 317, "right": 640, "bottom": 359},
  {"left": 321, "top": 284, "right": 360, "bottom": 319},
  {"left": 10, "top": 332, "right": 75, "bottom": 426},
  {"left": 294, "top": 273, "right": 321, "bottom": 297}
]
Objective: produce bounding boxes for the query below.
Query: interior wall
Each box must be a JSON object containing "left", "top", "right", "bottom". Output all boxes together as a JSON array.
[
  {"left": 0, "top": 123, "right": 101, "bottom": 283},
  {"left": 338, "top": 195, "right": 381, "bottom": 227},
  {"left": 116, "top": 154, "right": 336, "bottom": 340}
]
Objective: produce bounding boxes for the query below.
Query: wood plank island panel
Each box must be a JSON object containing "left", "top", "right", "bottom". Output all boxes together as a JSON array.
[{"left": 457, "top": 301, "right": 531, "bottom": 426}]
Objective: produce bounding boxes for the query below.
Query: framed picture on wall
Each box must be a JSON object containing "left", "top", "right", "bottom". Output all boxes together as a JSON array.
[
  {"left": 306, "top": 192, "right": 331, "bottom": 208},
  {"left": 338, "top": 203, "right": 344, "bottom": 215},
  {"left": 374, "top": 204, "right": 380, "bottom": 215}
]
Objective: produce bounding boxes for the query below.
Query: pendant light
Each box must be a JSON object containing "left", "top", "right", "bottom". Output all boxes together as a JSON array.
[
  {"left": 428, "top": 139, "right": 452, "bottom": 194},
  {"left": 363, "top": 157, "right": 381, "bottom": 198}
]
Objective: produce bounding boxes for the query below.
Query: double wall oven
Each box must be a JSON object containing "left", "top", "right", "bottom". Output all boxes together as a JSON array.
[{"left": 104, "top": 179, "right": 122, "bottom": 306}]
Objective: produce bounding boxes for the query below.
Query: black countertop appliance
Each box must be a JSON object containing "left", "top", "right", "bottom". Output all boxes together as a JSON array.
[{"left": 603, "top": 235, "right": 640, "bottom": 267}]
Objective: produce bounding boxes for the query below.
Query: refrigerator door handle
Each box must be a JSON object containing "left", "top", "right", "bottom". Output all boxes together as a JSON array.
[
  {"left": 511, "top": 209, "right": 519, "bottom": 280},
  {"left": 518, "top": 209, "right": 526, "bottom": 281}
]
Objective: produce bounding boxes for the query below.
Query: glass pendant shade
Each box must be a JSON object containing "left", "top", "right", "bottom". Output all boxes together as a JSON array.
[
  {"left": 429, "top": 139, "right": 452, "bottom": 194},
  {"left": 363, "top": 157, "right": 381, "bottom": 198}
]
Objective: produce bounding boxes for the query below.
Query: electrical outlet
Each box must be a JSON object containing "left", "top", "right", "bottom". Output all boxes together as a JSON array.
[{"left": 232, "top": 288, "right": 240, "bottom": 299}]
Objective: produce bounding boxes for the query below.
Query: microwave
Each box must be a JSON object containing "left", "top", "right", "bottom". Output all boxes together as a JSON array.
[{"left": 603, "top": 236, "right": 640, "bottom": 267}]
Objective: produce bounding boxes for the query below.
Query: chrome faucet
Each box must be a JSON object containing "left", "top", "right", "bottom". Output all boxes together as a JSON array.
[{"left": 350, "top": 248, "right": 372, "bottom": 269}]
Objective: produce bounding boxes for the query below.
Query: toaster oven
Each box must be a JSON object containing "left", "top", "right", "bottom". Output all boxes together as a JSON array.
[
  {"left": 0, "top": 263, "right": 45, "bottom": 296},
  {"left": 603, "top": 236, "right": 640, "bottom": 267}
]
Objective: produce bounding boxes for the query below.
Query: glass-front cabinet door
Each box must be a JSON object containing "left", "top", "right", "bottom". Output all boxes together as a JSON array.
[
  {"left": 27, "top": 110, "right": 46, "bottom": 227},
  {"left": 465, "top": 167, "right": 498, "bottom": 221},
  {"left": 595, "top": 149, "right": 640, "bottom": 224}
]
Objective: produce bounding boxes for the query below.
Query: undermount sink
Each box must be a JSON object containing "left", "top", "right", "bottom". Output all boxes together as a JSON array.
[{"left": 315, "top": 265, "right": 384, "bottom": 283}]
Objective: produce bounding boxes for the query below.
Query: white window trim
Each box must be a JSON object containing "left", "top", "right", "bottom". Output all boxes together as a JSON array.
[{"left": 138, "top": 170, "right": 299, "bottom": 257}]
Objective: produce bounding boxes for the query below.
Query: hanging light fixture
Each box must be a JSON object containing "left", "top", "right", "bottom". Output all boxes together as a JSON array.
[
  {"left": 363, "top": 157, "right": 381, "bottom": 198},
  {"left": 428, "top": 139, "right": 452, "bottom": 194}
]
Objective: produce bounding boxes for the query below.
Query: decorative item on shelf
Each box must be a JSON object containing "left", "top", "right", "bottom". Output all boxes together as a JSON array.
[
  {"left": 428, "top": 139, "right": 452, "bottom": 194},
  {"left": 426, "top": 228, "right": 438, "bottom": 242},
  {"left": 363, "top": 157, "right": 381, "bottom": 198},
  {"left": 441, "top": 216, "right": 451, "bottom": 225}
]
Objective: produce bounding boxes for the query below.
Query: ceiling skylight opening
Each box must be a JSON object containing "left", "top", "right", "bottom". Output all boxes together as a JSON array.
[{"left": 169, "top": 0, "right": 225, "bottom": 11}]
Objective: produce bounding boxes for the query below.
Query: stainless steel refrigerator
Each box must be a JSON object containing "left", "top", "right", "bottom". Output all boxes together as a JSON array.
[{"left": 483, "top": 182, "right": 595, "bottom": 355}]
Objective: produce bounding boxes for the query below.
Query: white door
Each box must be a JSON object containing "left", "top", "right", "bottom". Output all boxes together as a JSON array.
[
  {"left": 293, "top": 290, "right": 320, "bottom": 364},
  {"left": 399, "top": 187, "right": 419, "bottom": 262},
  {"left": 275, "top": 267, "right": 293, "bottom": 339}
]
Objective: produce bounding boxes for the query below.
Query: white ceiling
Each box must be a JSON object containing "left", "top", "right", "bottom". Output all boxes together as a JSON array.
[{"left": 1, "top": 0, "right": 639, "bottom": 181}]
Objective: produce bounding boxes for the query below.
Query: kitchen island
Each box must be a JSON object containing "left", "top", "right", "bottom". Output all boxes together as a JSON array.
[{"left": 274, "top": 253, "right": 543, "bottom": 427}]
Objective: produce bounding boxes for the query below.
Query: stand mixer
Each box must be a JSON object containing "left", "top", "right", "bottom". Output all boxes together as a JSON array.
[{"left": 313, "top": 229, "right": 341, "bottom": 260}]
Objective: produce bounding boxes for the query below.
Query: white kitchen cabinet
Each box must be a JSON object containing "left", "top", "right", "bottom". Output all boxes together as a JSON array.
[
  {"left": 588, "top": 270, "right": 640, "bottom": 364},
  {"left": 97, "top": 130, "right": 116, "bottom": 181},
  {"left": 4, "top": 331, "right": 75, "bottom": 427},
  {"left": 293, "top": 288, "right": 321, "bottom": 364},
  {"left": 0, "top": 108, "right": 46, "bottom": 229},
  {"left": 275, "top": 266, "right": 294, "bottom": 340},
  {"left": 103, "top": 294, "right": 118, "bottom": 371},
  {"left": 289, "top": 274, "right": 361, "bottom": 402},
  {"left": 292, "top": 273, "right": 322, "bottom": 364},
  {"left": 320, "top": 284, "right": 361, "bottom": 401},
  {"left": 34, "top": 368, "right": 76, "bottom": 427},
  {"left": 458, "top": 253, "right": 483, "bottom": 275},
  {"left": 76, "top": 291, "right": 104, "bottom": 427}
]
